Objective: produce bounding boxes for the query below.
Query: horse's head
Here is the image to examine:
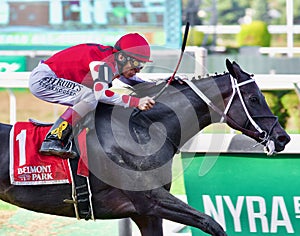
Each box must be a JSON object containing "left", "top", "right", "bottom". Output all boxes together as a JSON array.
[{"left": 223, "top": 59, "right": 290, "bottom": 154}]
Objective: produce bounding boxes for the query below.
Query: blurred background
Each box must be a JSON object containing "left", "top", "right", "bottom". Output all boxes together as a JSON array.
[
  {"left": 0, "top": 0, "right": 299, "bottom": 132},
  {"left": 0, "top": 1, "right": 299, "bottom": 235}
]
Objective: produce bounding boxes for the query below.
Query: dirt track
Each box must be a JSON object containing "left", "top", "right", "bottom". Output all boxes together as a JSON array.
[{"left": 0, "top": 208, "right": 123, "bottom": 236}]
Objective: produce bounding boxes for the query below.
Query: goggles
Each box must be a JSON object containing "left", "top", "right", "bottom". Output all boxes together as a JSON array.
[{"left": 125, "top": 56, "right": 145, "bottom": 70}]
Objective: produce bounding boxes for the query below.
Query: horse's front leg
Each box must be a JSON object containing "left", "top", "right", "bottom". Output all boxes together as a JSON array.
[
  {"left": 128, "top": 188, "right": 227, "bottom": 236},
  {"left": 154, "top": 189, "right": 227, "bottom": 236},
  {"left": 131, "top": 216, "right": 163, "bottom": 236}
]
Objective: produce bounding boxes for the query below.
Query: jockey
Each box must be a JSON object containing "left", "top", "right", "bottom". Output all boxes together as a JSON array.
[{"left": 29, "top": 33, "right": 155, "bottom": 159}]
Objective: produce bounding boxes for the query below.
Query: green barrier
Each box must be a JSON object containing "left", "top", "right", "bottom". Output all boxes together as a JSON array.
[
  {"left": 182, "top": 152, "right": 300, "bottom": 236},
  {"left": 0, "top": 56, "right": 27, "bottom": 91},
  {"left": 0, "top": 56, "right": 26, "bottom": 72}
]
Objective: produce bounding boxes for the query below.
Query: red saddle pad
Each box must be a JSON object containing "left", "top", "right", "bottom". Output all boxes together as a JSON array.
[{"left": 10, "top": 121, "right": 72, "bottom": 185}]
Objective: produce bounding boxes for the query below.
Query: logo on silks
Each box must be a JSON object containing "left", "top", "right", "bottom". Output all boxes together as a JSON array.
[
  {"left": 39, "top": 77, "right": 83, "bottom": 96},
  {"left": 0, "top": 62, "right": 21, "bottom": 72}
]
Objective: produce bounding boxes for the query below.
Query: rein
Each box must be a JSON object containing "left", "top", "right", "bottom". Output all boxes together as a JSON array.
[{"left": 184, "top": 75, "right": 271, "bottom": 141}]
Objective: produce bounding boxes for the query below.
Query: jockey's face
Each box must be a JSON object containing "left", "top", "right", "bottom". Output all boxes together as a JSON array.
[
  {"left": 121, "top": 61, "right": 142, "bottom": 78},
  {"left": 117, "top": 53, "right": 145, "bottom": 78}
]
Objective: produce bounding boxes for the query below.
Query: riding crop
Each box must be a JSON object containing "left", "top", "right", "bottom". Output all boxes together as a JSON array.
[{"left": 153, "top": 21, "right": 190, "bottom": 100}]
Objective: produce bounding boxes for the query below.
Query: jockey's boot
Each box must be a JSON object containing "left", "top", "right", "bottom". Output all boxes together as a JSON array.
[{"left": 39, "top": 108, "right": 79, "bottom": 159}]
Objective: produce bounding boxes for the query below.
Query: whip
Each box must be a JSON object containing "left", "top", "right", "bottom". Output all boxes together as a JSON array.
[
  {"left": 153, "top": 21, "right": 190, "bottom": 100},
  {"left": 132, "top": 22, "right": 190, "bottom": 116}
]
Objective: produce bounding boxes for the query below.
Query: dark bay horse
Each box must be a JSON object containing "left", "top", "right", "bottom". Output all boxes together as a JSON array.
[{"left": 0, "top": 59, "right": 290, "bottom": 236}]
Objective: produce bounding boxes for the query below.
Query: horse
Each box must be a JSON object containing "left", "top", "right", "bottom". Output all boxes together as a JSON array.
[{"left": 0, "top": 59, "right": 290, "bottom": 236}]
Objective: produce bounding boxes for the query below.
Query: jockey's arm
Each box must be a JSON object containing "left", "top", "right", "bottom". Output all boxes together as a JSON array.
[
  {"left": 90, "top": 61, "right": 154, "bottom": 111},
  {"left": 93, "top": 81, "right": 154, "bottom": 111}
]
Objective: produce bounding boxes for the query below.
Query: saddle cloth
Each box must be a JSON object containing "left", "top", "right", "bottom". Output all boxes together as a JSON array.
[{"left": 10, "top": 121, "right": 75, "bottom": 185}]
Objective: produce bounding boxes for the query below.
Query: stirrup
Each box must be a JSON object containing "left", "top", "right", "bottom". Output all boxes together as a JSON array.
[{"left": 39, "top": 140, "right": 77, "bottom": 159}]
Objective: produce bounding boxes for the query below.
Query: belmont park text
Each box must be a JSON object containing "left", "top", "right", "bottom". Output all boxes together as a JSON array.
[
  {"left": 203, "top": 195, "right": 300, "bottom": 234},
  {"left": 17, "top": 165, "right": 53, "bottom": 181}
]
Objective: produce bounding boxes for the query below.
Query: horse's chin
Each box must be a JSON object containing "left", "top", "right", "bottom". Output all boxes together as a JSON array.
[{"left": 273, "top": 142, "right": 286, "bottom": 153}]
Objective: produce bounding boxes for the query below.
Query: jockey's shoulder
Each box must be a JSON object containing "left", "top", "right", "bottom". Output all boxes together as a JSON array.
[{"left": 111, "top": 79, "right": 134, "bottom": 95}]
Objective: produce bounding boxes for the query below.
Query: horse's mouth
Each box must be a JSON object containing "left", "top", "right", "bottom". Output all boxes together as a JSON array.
[
  {"left": 264, "top": 140, "right": 276, "bottom": 156},
  {"left": 265, "top": 134, "right": 291, "bottom": 156}
]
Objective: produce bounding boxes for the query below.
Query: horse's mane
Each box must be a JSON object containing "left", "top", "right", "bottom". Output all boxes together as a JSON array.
[
  {"left": 131, "top": 72, "right": 230, "bottom": 97},
  {"left": 129, "top": 80, "right": 167, "bottom": 97}
]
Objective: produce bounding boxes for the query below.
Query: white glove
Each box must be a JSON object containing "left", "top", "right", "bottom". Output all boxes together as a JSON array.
[{"left": 137, "top": 96, "right": 155, "bottom": 111}]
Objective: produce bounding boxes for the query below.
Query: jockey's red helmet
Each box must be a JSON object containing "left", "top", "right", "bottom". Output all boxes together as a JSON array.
[{"left": 113, "top": 33, "right": 152, "bottom": 62}]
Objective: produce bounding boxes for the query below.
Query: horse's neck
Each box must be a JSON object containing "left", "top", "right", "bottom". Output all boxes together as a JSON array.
[
  {"left": 171, "top": 75, "right": 231, "bottom": 145},
  {"left": 192, "top": 73, "right": 232, "bottom": 110},
  {"left": 148, "top": 80, "right": 213, "bottom": 147},
  {"left": 92, "top": 76, "right": 231, "bottom": 151}
]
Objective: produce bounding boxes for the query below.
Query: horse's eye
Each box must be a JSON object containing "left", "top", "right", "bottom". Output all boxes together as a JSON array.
[{"left": 249, "top": 96, "right": 259, "bottom": 103}]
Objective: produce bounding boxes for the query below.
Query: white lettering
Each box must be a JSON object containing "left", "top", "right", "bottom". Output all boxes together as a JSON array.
[
  {"left": 0, "top": 62, "right": 20, "bottom": 72},
  {"left": 17, "top": 165, "right": 52, "bottom": 175},
  {"left": 223, "top": 196, "right": 244, "bottom": 232},
  {"left": 203, "top": 195, "right": 226, "bottom": 230},
  {"left": 270, "top": 196, "right": 294, "bottom": 233},
  {"left": 246, "top": 196, "right": 269, "bottom": 233},
  {"left": 32, "top": 173, "right": 53, "bottom": 181},
  {"left": 294, "top": 197, "right": 300, "bottom": 216},
  {"left": 201, "top": 195, "right": 297, "bottom": 234},
  {"left": 32, "top": 174, "right": 40, "bottom": 181},
  {"left": 16, "top": 129, "right": 26, "bottom": 166}
]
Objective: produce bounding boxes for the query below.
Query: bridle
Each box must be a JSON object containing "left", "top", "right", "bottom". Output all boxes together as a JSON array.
[{"left": 184, "top": 74, "right": 278, "bottom": 145}]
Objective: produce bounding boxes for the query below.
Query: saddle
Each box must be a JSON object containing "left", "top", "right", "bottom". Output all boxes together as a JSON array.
[{"left": 10, "top": 120, "right": 93, "bottom": 220}]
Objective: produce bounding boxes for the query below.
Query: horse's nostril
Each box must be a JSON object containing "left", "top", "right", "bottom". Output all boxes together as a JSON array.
[{"left": 277, "top": 134, "right": 290, "bottom": 144}]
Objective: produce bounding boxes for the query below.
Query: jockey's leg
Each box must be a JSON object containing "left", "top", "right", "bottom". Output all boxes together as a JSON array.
[{"left": 39, "top": 107, "right": 80, "bottom": 159}]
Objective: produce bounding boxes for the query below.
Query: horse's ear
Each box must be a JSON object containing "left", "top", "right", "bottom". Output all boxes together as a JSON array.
[
  {"left": 226, "top": 59, "right": 235, "bottom": 77},
  {"left": 232, "top": 61, "right": 245, "bottom": 80}
]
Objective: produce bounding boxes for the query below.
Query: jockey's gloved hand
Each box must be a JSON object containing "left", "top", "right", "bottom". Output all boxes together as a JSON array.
[
  {"left": 165, "top": 74, "right": 188, "bottom": 84},
  {"left": 137, "top": 96, "right": 155, "bottom": 111},
  {"left": 175, "top": 75, "right": 189, "bottom": 84}
]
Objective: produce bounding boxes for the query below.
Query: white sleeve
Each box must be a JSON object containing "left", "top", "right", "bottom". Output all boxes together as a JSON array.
[{"left": 93, "top": 81, "right": 140, "bottom": 108}]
